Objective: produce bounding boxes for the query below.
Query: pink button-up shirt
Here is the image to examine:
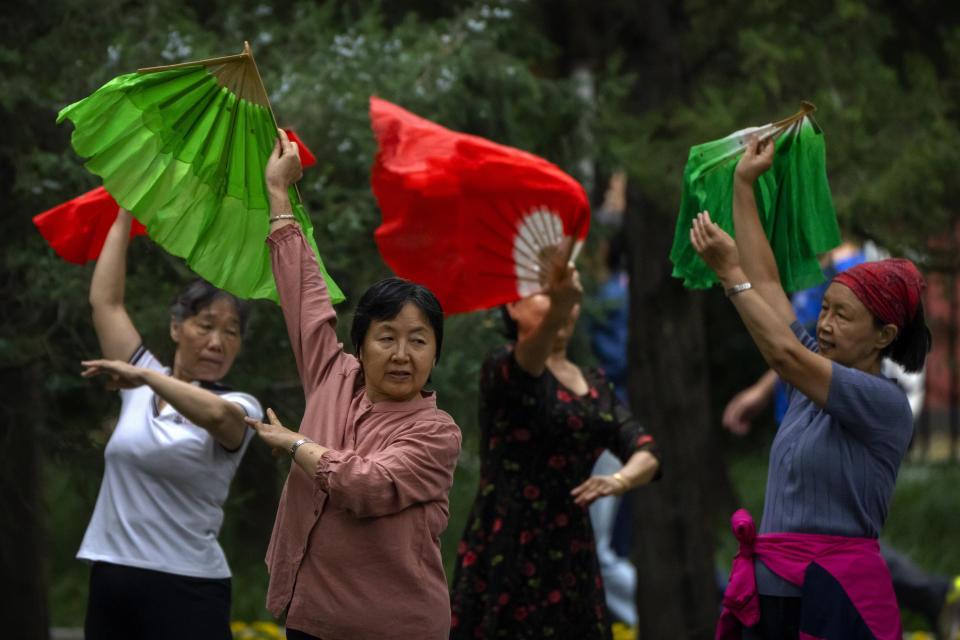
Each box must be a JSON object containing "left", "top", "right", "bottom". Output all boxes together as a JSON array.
[{"left": 264, "top": 225, "right": 461, "bottom": 639}]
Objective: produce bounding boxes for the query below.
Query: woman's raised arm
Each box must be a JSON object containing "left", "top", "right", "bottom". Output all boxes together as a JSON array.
[
  {"left": 512, "top": 254, "right": 583, "bottom": 376},
  {"left": 89, "top": 208, "right": 142, "bottom": 361},
  {"left": 265, "top": 129, "right": 345, "bottom": 392},
  {"left": 731, "top": 136, "right": 796, "bottom": 327}
]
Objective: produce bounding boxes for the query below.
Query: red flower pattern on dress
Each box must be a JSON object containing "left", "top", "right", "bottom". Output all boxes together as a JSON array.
[
  {"left": 514, "top": 428, "right": 531, "bottom": 441},
  {"left": 549, "top": 590, "right": 562, "bottom": 604},
  {"left": 596, "top": 605, "right": 604, "bottom": 619},
  {"left": 492, "top": 518, "right": 503, "bottom": 533},
  {"left": 462, "top": 551, "right": 477, "bottom": 567},
  {"left": 474, "top": 579, "right": 487, "bottom": 593},
  {"left": 498, "top": 592, "right": 510, "bottom": 606},
  {"left": 523, "top": 484, "right": 540, "bottom": 500},
  {"left": 567, "top": 415, "right": 583, "bottom": 430},
  {"left": 555, "top": 513, "right": 568, "bottom": 527},
  {"left": 522, "top": 562, "right": 536, "bottom": 577},
  {"left": 557, "top": 389, "right": 572, "bottom": 402},
  {"left": 564, "top": 572, "right": 577, "bottom": 587},
  {"left": 548, "top": 455, "right": 567, "bottom": 469},
  {"left": 514, "top": 607, "right": 528, "bottom": 621},
  {"left": 451, "top": 614, "right": 458, "bottom": 628},
  {"left": 520, "top": 530, "right": 533, "bottom": 544},
  {"left": 589, "top": 387, "right": 599, "bottom": 399}
]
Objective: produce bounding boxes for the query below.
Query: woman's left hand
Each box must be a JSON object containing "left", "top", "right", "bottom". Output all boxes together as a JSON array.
[
  {"left": 690, "top": 210, "right": 740, "bottom": 280},
  {"left": 571, "top": 474, "right": 626, "bottom": 508},
  {"left": 81, "top": 359, "right": 149, "bottom": 390},
  {"left": 245, "top": 408, "right": 299, "bottom": 457}
]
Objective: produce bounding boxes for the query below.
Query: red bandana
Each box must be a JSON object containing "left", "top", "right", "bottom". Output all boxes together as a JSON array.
[{"left": 833, "top": 258, "right": 925, "bottom": 328}]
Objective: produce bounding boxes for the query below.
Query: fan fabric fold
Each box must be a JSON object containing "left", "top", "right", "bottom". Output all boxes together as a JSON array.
[
  {"left": 35, "top": 130, "right": 315, "bottom": 265},
  {"left": 370, "top": 96, "right": 590, "bottom": 316},
  {"left": 671, "top": 105, "right": 841, "bottom": 293},
  {"left": 33, "top": 187, "right": 146, "bottom": 264},
  {"left": 58, "top": 59, "right": 343, "bottom": 304}
]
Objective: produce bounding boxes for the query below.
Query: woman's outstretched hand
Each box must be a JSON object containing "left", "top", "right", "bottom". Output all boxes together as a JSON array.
[
  {"left": 735, "top": 134, "right": 775, "bottom": 184},
  {"left": 81, "top": 359, "right": 148, "bottom": 390},
  {"left": 245, "top": 408, "right": 299, "bottom": 457},
  {"left": 544, "top": 237, "right": 583, "bottom": 312},
  {"left": 571, "top": 475, "right": 626, "bottom": 508},
  {"left": 690, "top": 210, "right": 741, "bottom": 281}
]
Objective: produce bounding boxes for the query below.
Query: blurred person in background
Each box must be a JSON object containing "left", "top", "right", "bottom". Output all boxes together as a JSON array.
[{"left": 449, "top": 240, "right": 660, "bottom": 640}]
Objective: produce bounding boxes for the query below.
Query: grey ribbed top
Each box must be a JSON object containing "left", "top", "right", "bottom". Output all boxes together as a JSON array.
[{"left": 755, "top": 321, "right": 913, "bottom": 596}]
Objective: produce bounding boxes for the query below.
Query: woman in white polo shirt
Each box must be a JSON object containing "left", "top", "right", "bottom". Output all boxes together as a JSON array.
[{"left": 76, "top": 208, "right": 262, "bottom": 640}]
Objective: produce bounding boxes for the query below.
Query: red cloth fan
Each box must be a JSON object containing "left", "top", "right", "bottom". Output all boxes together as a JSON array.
[
  {"left": 35, "top": 129, "right": 316, "bottom": 264},
  {"left": 33, "top": 187, "right": 146, "bottom": 264},
  {"left": 369, "top": 96, "right": 591, "bottom": 315}
]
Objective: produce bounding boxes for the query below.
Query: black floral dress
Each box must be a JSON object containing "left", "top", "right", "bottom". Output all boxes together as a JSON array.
[{"left": 449, "top": 345, "right": 658, "bottom": 640}]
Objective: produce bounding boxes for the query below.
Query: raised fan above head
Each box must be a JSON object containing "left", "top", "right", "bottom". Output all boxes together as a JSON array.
[
  {"left": 369, "top": 96, "right": 590, "bottom": 316},
  {"left": 58, "top": 42, "right": 343, "bottom": 304},
  {"left": 671, "top": 101, "right": 841, "bottom": 293}
]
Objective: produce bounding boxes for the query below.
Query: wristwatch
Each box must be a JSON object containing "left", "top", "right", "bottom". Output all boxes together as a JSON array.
[{"left": 289, "top": 438, "right": 315, "bottom": 459}]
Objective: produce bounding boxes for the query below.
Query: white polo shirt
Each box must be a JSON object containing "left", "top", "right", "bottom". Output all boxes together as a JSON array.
[{"left": 77, "top": 346, "right": 262, "bottom": 579}]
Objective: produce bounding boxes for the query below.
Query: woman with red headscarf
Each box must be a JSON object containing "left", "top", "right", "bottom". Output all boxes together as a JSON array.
[{"left": 692, "top": 136, "right": 931, "bottom": 640}]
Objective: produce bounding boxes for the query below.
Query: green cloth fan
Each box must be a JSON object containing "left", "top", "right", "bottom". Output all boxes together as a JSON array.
[
  {"left": 670, "top": 101, "right": 841, "bottom": 293},
  {"left": 58, "top": 42, "right": 344, "bottom": 304}
]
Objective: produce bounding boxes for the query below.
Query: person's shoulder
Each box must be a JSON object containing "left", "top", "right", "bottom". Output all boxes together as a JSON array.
[
  {"left": 831, "top": 362, "right": 912, "bottom": 416},
  {"left": 403, "top": 407, "right": 462, "bottom": 446},
  {"left": 203, "top": 384, "right": 264, "bottom": 420},
  {"left": 130, "top": 345, "right": 166, "bottom": 372}
]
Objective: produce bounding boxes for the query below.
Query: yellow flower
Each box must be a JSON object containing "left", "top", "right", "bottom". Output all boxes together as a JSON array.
[{"left": 611, "top": 622, "right": 638, "bottom": 640}]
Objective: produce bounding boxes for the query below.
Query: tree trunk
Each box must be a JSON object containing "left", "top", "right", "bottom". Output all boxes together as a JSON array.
[
  {"left": 625, "top": 193, "right": 724, "bottom": 639},
  {"left": 0, "top": 360, "right": 50, "bottom": 639}
]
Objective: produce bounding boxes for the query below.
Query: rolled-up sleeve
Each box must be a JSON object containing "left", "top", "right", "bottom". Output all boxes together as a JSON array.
[{"left": 314, "top": 420, "right": 461, "bottom": 518}]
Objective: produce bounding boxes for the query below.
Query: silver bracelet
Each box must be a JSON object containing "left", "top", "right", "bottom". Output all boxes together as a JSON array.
[
  {"left": 725, "top": 282, "right": 752, "bottom": 298},
  {"left": 289, "top": 437, "right": 315, "bottom": 459},
  {"left": 269, "top": 214, "right": 297, "bottom": 224}
]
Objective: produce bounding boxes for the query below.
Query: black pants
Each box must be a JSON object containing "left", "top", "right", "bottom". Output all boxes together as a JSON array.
[
  {"left": 881, "top": 541, "right": 951, "bottom": 629},
  {"left": 742, "top": 595, "right": 802, "bottom": 640},
  {"left": 85, "top": 562, "right": 232, "bottom": 640}
]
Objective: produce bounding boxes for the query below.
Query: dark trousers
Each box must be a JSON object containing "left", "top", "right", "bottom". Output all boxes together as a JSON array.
[
  {"left": 741, "top": 595, "right": 802, "bottom": 640},
  {"left": 881, "top": 542, "right": 951, "bottom": 629},
  {"left": 85, "top": 561, "right": 232, "bottom": 640}
]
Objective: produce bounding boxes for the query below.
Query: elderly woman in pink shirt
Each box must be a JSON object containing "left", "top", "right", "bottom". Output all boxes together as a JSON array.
[{"left": 244, "top": 130, "right": 462, "bottom": 640}]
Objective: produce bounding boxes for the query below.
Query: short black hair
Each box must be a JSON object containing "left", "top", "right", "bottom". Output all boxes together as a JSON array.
[
  {"left": 350, "top": 277, "right": 444, "bottom": 360},
  {"left": 876, "top": 301, "right": 932, "bottom": 373},
  {"left": 169, "top": 278, "right": 251, "bottom": 335}
]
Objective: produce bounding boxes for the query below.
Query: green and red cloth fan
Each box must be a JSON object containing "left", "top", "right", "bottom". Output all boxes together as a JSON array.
[
  {"left": 671, "top": 102, "right": 841, "bottom": 293},
  {"left": 36, "top": 130, "right": 315, "bottom": 265},
  {"left": 55, "top": 42, "right": 342, "bottom": 304},
  {"left": 369, "top": 96, "right": 591, "bottom": 315}
]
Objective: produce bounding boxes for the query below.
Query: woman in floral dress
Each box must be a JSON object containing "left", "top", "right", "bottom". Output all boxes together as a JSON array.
[{"left": 449, "top": 256, "right": 661, "bottom": 640}]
